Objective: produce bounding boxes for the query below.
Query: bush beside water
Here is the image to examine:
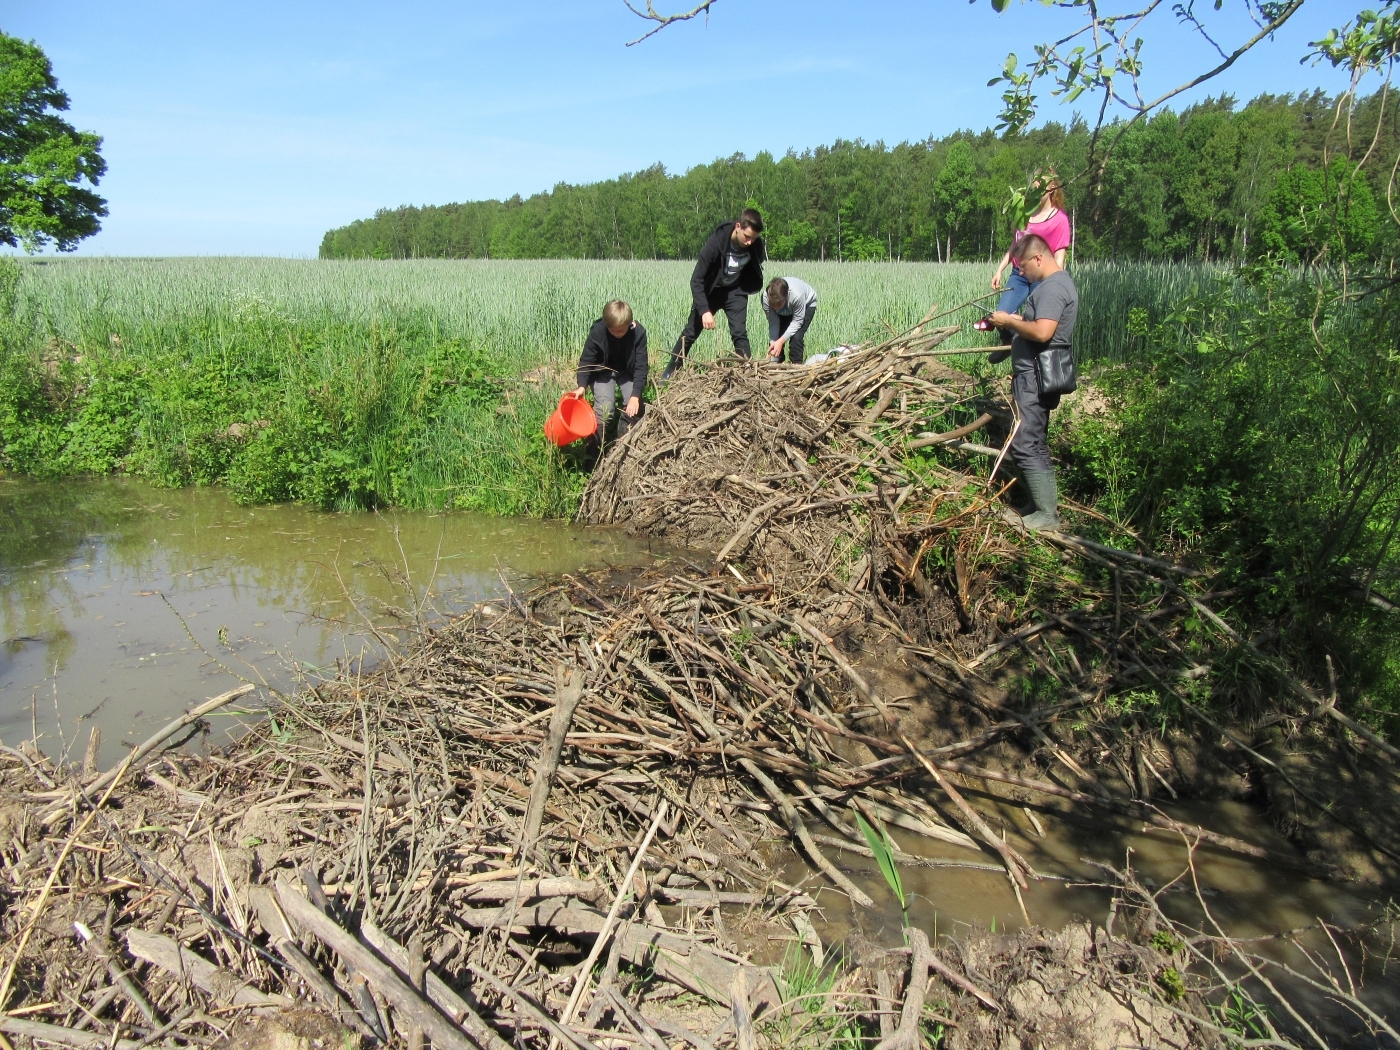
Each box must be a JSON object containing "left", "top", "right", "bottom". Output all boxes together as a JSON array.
[{"left": 1056, "top": 262, "right": 1400, "bottom": 713}]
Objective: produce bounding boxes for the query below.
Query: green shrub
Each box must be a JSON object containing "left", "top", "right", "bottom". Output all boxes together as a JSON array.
[{"left": 1059, "top": 262, "right": 1400, "bottom": 711}]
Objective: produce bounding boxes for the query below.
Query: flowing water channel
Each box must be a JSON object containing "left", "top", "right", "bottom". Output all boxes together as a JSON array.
[{"left": 3, "top": 477, "right": 1395, "bottom": 1034}]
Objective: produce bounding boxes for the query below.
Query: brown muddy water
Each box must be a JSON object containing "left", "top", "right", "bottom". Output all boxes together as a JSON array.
[
  {"left": 783, "top": 778, "right": 1400, "bottom": 1034},
  {"left": 0, "top": 476, "right": 659, "bottom": 769}
]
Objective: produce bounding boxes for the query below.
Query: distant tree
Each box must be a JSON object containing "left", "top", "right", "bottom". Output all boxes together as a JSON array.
[
  {"left": 0, "top": 32, "right": 106, "bottom": 252},
  {"left": 932, "top": 142, "right": 976, "bottom": 262},
  {"left": 1256, "top": 156, "right": 1378, "bottom": 262}
]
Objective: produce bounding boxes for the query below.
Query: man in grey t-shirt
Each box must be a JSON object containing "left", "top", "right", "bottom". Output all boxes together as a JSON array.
[{"left": 989, "top": 233, "right": 1078, "bottom": 531}]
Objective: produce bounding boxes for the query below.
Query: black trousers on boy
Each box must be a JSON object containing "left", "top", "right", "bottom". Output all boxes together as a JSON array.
[{"left": 665, "top": 284, "right": 751, "bottom": 378}]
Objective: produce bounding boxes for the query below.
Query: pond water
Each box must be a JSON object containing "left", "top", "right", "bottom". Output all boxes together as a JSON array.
[{"left": 0, "top": 477, "right": 659, "bottom": 768}]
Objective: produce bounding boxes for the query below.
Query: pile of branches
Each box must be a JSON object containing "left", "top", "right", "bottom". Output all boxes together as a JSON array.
[
  {"left": 581, "top": 323, "right": 990, "bottom": 576},
  {"left": 2, "top": 313, "right": 1398, "bottom": 1050},
  {"left": 0, "top": 564, "right": 1250, "bottom": 1050}
]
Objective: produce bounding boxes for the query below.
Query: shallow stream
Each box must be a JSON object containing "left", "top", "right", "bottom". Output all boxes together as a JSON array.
[{"left": 0, "top": 477, "right": 657, "bottom": 768}]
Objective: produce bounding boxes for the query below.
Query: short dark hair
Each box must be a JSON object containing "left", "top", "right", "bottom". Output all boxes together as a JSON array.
[
  {"left": 1013, "top": 234, "right": 1051, "bottom": 262},
  {"left": 767, "top": 277, "right": 788, "bottom": 303},
  {"left": 738, "top": 207, "right": 764, "bottom": 233}
]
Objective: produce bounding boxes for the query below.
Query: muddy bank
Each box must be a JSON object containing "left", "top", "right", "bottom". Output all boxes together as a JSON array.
[{"left": 3, "top": 325, "right": 1399, "bottom": 1050}]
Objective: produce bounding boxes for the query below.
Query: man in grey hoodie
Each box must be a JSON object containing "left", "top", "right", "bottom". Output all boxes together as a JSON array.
[{"left": 762, "top": 276, "right": 818, "bottom": 363}]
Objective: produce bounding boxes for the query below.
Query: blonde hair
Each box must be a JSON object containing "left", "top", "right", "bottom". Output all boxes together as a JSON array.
[{"left": 602, "top": 300, "right": 632, "bottom": 328}]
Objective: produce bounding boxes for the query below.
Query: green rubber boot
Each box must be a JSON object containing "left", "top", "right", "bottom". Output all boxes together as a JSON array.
[{"left": 1019, "top": 469, "right": 1061, "bottom": 531}]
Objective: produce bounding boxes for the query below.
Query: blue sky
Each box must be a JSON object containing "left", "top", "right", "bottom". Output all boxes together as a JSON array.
[{"left": 5, "top": 0, "right": 1363, "bottom": 256}]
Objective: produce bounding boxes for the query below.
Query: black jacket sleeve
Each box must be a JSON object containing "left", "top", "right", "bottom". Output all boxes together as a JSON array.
[
  {"left": 690, "top": 224, "right": 730, "bottom": 314},
  {"left": 629, "top": 323, "right": 649, "bottom": 393},
  {"left": 576, "top": 319, "right": 607, "bottom": 388},
  {"left": 739, "top": 236, "right": 766, "bottom": 295}
]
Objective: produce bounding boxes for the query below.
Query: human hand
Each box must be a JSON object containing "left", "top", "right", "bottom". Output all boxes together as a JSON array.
[
  {"left": 701, "top": 311, "right": 716, "bottom": 330},
  {"left": 991, "top": 271, "right": 1003, "bottom": 291},
  {"left": 625, "top": 396, "right": 640, "bottom": 418},
  {"left": 767, "top": 339, "right": 784, "bottom": 358},
  {"left": 572, "top": 386, "right": 587, "bottom": 399},
  {"left": 989, "top": 310, "right": 1018, "bottom": 328}
]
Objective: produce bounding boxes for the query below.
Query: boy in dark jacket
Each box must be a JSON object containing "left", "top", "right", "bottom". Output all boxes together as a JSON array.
[
  {"left": 662, "top": 208, "right": 766, "bottom": 380},
  {"left": 574, "top": 299, "right": 648, "bottom": 439}
]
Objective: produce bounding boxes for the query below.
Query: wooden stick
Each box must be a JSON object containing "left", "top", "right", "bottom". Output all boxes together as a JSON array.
[
  {"left": 926, "top": 950, "right": 1001, "bottom": 1013},
  {"left": 906, "top": 412, "right": 995, "bottom": 451},
  {"left": 73, "top": 923, "right": 159, "bottom": 1027},
  {"left": 247, "top": 886, "right": 370, "bottom": 1037},
  {"left": 1325, "top": 705, "right": 1400, "bottom": 762},
  {"left": 465, "top": 963, "right": 600, "bottom": 1050},
  {"left": 737, "top": 759, "right": 875, "bottom": 907},
  {"left": 874, "top": 928, "right": 933, "bottom": 1050},
  {"left": 930, "top": 759, "right": 1341, "bottom": 879},
  {"left": 72, "top": 685, "right": 255, "bottom": 805},
  {"left": 560, "top": 801, "right": 669, "bottom": 1026},
  {"left": 275, "top": 879, "right": 482, "bottom": 1050},
  {"left": 0, "top": 1017, "right": 146, "bottom": 1050},
  {"left": 81, "top": 727, "right": 101, "bottom": 780},
  {"left": 730, "top": 969, "right": 756, "bottom": 1050},
  {"left": 523, "top": 666, "right": 586, "bottom": 858},
  {"left": 125, "top": 930, "right": 290, "bottom": 1010},
  {"left": 361, "top": 921, "right": 514, "bottom": 1050}
]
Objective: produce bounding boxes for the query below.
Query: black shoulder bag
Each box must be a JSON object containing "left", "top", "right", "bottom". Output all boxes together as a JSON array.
[{"left": 1035, "top": 343, "right": 1077, "bottom": 396}]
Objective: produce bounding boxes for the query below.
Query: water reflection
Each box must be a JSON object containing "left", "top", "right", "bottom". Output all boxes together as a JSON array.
[{"left": 0, "top": 477, "right": 659, "bottom": 766}]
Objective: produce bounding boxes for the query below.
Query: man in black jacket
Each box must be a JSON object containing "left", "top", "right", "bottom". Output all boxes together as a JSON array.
[{"left": 662, "top": 208, "right": 766, "bottom": 380}]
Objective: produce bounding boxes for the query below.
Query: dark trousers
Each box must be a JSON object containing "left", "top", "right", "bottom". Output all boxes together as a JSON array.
[
  {"left": 1009, "top": 369, "right": 1061, "bottom": 473},
  {"left": 768, "top": 305, "right": 816, "bottom": 364},
  {"left": 666, "top": 284, "right": 751, "bottom": 376}
]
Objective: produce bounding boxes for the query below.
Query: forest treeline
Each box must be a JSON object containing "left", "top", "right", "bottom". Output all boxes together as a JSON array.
[{"left": 321, "top": 90, "right": 1394, "bottom": 265}]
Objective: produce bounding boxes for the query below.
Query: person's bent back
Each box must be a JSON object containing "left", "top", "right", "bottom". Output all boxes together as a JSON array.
[
  {"left": 664, "top": 208, "right": 766, "bottom": 379},
  {"left": 762, "top": 276, "right": 818, "bottom": 364}
]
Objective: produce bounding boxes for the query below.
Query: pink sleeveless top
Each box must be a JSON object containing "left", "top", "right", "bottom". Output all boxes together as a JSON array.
[{"left": 1013, "top": 208, "right": 1072, "bottom": 255}]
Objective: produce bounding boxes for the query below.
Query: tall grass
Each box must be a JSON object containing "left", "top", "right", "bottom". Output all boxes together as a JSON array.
[{"left": 2, "top": 256, "right": 1209, "bottom": 515}]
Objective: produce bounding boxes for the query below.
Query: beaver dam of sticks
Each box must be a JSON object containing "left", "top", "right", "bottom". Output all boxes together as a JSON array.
[{"left": 3, "top": 318, "right": 1399, "bottom": 1050}]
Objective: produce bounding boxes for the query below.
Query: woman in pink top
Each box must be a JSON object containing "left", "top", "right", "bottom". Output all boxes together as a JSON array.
[{"left": 988, "top": 175, "right": 1071, "bottom": 361}]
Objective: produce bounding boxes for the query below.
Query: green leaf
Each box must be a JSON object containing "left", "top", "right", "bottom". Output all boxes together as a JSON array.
[{"left": 854, "top": 809, "right": 905, "bottom": 909}]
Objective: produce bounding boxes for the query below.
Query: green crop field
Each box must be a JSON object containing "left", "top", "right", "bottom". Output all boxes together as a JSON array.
[{"left": 1, "top": 257, "right": 1216, "bottom": 516}]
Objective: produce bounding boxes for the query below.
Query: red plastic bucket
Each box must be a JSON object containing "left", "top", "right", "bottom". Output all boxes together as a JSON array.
[{"left": 544, "top": 392, "right": 597, "bottom": 446}]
